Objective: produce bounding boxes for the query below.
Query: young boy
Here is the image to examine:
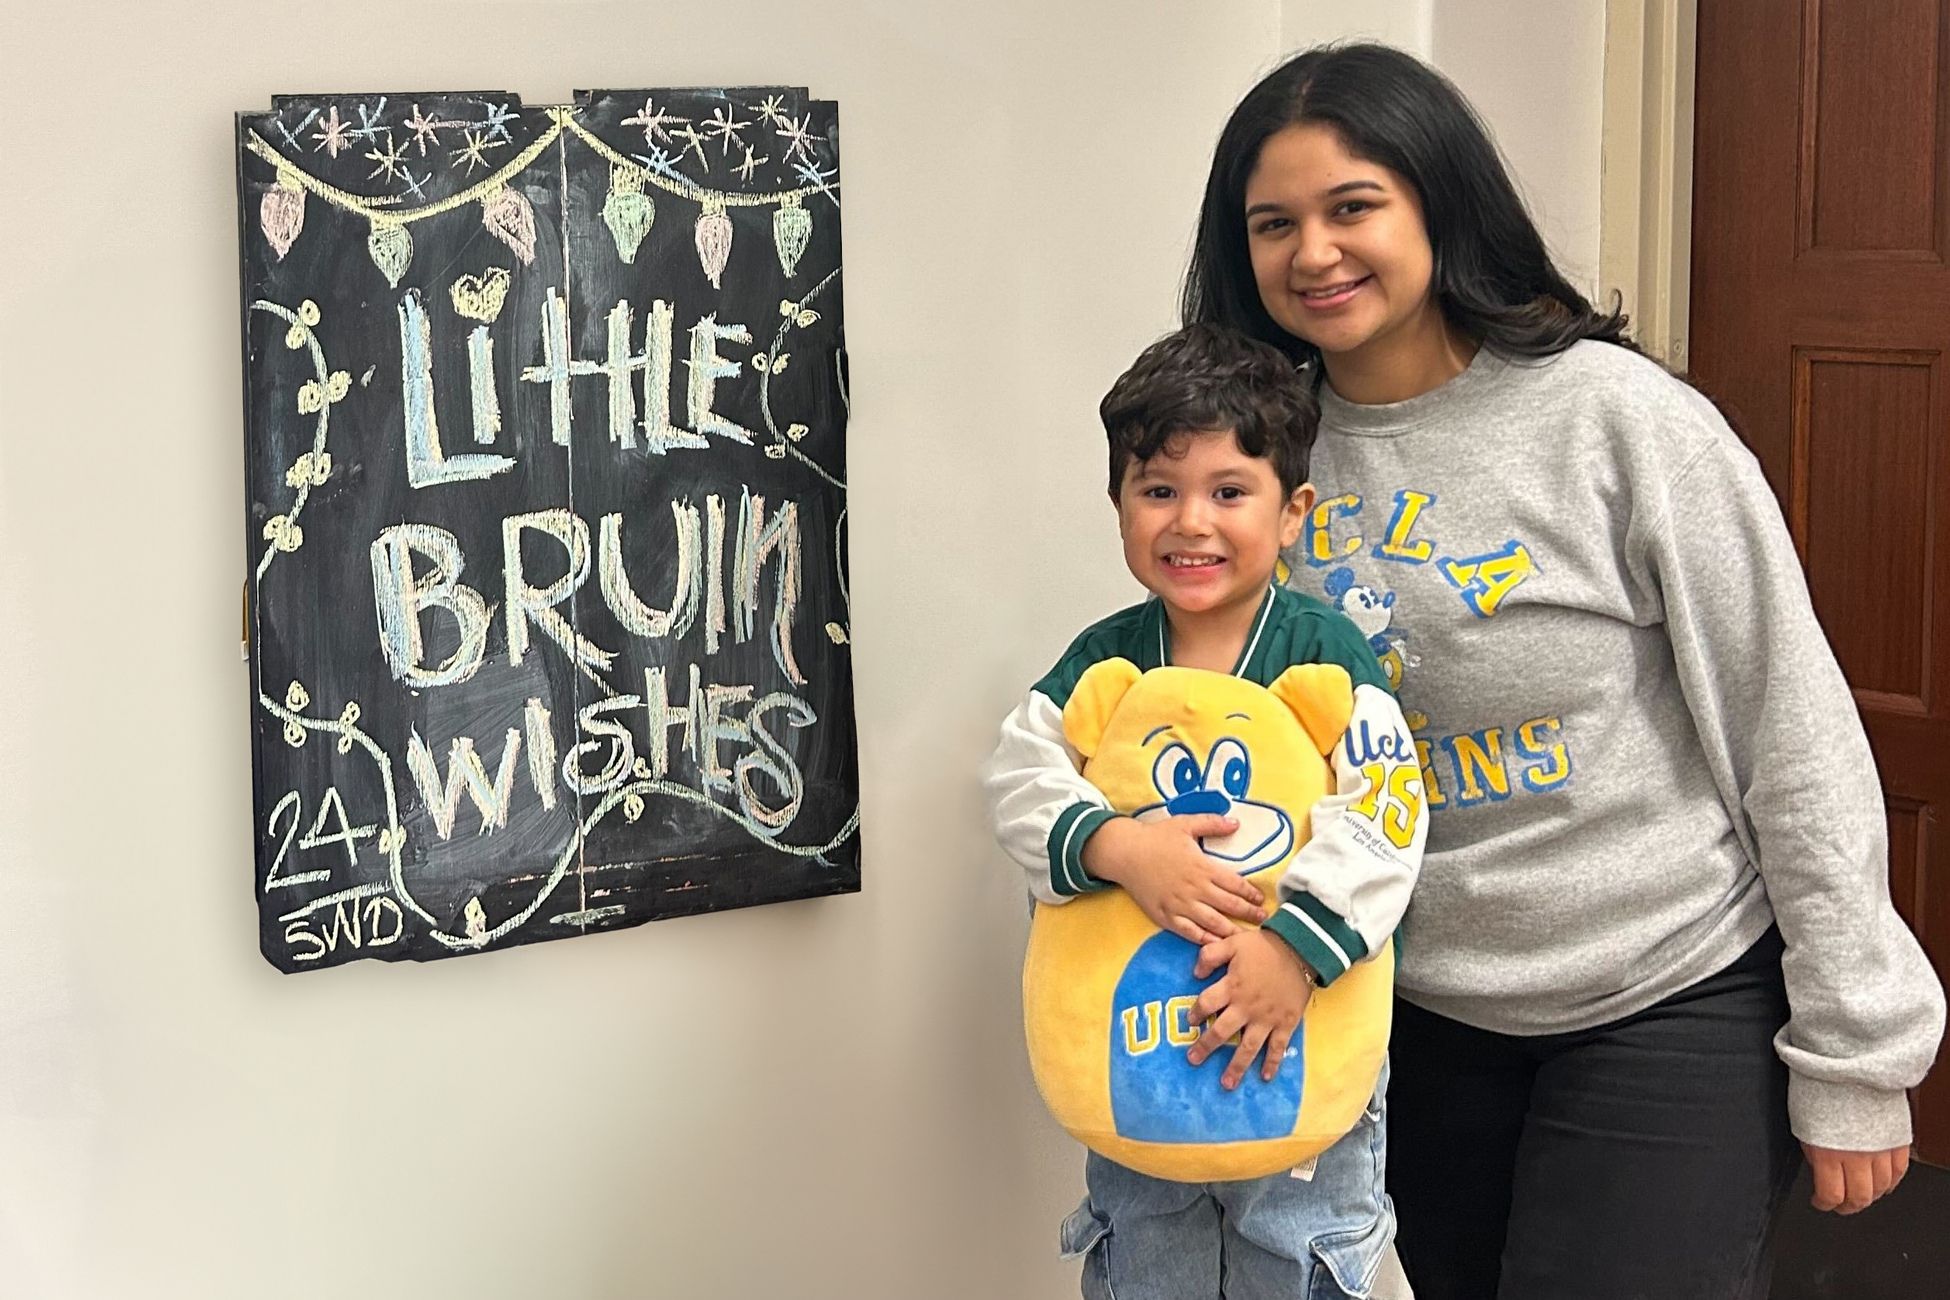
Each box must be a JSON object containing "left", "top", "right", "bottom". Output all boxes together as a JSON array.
[{"left": 983, "top": 324, "right": 1425, "bottom": 1299}]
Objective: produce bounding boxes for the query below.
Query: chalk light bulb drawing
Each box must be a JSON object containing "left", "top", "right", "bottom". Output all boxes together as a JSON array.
[
  {"left": 602, "top": 166, "right": 657, "bottom": 264},
  {"left": 261, "top": 169, "right": 306, "bottom": 260},
  {"left": 368, "top": 219, "right": 413, "bottom": 287},
  {"left": 695, "top": 198, "right": 733, "bottom": 289},
  {"left": 773, "top": 193, "right": 812, "bottom": 277},
  {"left": 481, "top": 185, "right": 539, "bottom": 265}
]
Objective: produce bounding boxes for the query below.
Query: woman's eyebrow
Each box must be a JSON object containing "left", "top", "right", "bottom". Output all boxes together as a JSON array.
[{"left": 1245, "top": 178, "right": 1386, "bottom": 218}]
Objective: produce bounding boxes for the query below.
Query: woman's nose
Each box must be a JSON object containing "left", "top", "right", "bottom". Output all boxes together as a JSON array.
[{"left": 1292, "top": 222, "right": 1339, "bottom": 275}]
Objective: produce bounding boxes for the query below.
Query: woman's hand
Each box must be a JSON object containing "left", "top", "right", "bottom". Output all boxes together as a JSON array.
[{"left": 1801, "top": 1141, "right": 1909, "bottom": 1214}]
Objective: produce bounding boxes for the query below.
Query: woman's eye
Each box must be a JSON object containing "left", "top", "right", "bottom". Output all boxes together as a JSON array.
[
  {"left": 1249, "top": 217, "right": 1291, "bottom": 236},
  {"left": 1334, "top": 200, "right": 1373, "bottom": 218}
]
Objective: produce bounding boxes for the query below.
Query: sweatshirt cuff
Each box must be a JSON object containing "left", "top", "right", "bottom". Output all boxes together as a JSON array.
[
  {"left": 1787, "top": 1075, "right": 1915, "bottom": 1151},
  {"left": 1262, "top": 892, "right": 1368, "bottom": 987},
  {"left": 1046, "top": 804, "right": 1118, "bottom": 896}
]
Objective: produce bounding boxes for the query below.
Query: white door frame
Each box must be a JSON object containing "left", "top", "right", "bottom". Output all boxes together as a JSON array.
[{"left": 1599, "top": 0, "right": 1698, "bottom": 369}]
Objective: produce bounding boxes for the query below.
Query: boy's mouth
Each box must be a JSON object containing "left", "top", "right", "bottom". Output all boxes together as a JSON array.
[{"left": 1163, "top": 554, "right": 1224, "bottom": 569}]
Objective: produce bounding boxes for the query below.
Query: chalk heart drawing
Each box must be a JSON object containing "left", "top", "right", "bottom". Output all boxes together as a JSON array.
[{"left": 450, "top": 267, "right": 510, "bottom": 323}]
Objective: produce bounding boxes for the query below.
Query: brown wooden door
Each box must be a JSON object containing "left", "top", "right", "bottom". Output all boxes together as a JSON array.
[{"left": 1691, "top": 0, "right": 1950, "bottom": 1165}]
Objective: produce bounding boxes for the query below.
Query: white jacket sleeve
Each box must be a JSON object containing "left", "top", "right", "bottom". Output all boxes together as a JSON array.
[
  {"left": 1262, "top": 682, "right": 1427, "bottom": 984},
  {"left": 982, "top": 690, "right": 1120, "bottom": 904}
]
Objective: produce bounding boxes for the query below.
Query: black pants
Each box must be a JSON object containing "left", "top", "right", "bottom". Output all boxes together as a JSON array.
[{"left": 1386, "top": 929, "right": 1802, "bottom": 1300}]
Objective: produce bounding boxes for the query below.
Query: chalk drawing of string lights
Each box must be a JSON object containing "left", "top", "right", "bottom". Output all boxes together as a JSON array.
[
  {"left": 249, "top": 298, "right": 349, "bottom": 580},
  {"left": 754, "top": 267, "right": 850, "bottom": 650},
  {"left": 246, "top": 105, "right": 835, "bottom": 290}
]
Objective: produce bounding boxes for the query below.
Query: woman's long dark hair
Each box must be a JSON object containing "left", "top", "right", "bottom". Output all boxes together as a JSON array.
[{"left": 1183, "top": 43, "right": 1633, "bottom": 366}]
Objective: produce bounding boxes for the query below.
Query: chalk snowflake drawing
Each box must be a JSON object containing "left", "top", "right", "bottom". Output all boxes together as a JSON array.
[
  {"left": 365, "top": 137, "right": 409, "bottom": 183},
  {"left": 621, "top": 96, "right": 688, "bottom": 146},
  {"left": 312, "top": 105, "right": 354, "bottom": 158},
  {"left": 239, "top": 88, "right": 851, "bottom": 971},
  {"left": 404, "top": 102, "right": 458, "bottom": 155},
  {"left": 705, "top": 103, "right": 750, "bottom": 155}
]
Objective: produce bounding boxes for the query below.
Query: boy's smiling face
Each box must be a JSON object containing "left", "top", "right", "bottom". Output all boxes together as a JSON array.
[{"left": 1114, "top": 428, "right": 1312, "bottom": 633}]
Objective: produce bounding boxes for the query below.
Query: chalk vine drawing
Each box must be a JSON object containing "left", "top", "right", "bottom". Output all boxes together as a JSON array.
[{"left": 240, "top": 89, "right": 853, "bottom": 970}]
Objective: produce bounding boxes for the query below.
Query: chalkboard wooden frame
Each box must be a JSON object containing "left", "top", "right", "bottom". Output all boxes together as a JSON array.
[{"left": 237, "top": 89, "right": 858, "bottom": 972}]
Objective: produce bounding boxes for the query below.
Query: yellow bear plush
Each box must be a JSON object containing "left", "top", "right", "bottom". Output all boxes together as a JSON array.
[{"left": 1022, "top": 659, "right": 1393, "bottom": 1182}]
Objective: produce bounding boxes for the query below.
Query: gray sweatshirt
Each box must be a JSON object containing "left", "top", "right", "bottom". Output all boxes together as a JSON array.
[{"left": 1290, "top": 340, "right": 1943, "bottom": 1150}]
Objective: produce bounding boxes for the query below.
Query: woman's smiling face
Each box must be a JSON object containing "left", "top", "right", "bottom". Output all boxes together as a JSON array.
[{"left": 1243, "top": 123, "right": 1441, "bottom": 370}]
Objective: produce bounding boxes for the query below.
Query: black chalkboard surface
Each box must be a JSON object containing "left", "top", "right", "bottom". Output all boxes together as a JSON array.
[{"left": 236, "top": 89, "right": 857, "bottom": 972}]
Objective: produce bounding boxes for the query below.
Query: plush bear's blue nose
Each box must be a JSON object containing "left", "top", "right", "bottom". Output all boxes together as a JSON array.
[{"left": 1166, "top": 790, "right": 1231, "bottom": 817}]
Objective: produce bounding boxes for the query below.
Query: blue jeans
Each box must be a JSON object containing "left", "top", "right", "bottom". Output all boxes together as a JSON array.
[{"left": 1061, "top": 1060, "right": 1395, "bottom": 1299}]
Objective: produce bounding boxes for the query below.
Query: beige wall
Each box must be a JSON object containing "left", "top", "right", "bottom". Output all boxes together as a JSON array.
[
  {"left": 0, "top": 3, "right": 1603, "bottom": 1297},
  {"left": 0, "top": 3, "right": 1273, "bottom": 1296},
  {"left": 1431, "top": 0, "right": 1607, "bottom": 294}
]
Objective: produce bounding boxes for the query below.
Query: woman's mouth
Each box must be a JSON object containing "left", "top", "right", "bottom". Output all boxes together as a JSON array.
[{"left": 1295, "top": 276, "right": 1371, "bottom": 309}]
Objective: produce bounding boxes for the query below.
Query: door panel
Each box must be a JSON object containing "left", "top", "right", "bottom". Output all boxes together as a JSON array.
[{"left": 1693, "top": 0, "right": 1950, "bottom": 1165}]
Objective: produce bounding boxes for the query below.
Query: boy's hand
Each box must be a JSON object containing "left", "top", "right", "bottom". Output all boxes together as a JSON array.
[
  {"left": 1186, "top": 930, "right": 1315, "bottom": 1089},
  {"left": 1080, "top": 814, "right": 1268, "bottom": 944}
]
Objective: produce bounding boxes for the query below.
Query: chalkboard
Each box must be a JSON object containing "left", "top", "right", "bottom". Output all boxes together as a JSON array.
[{"left": 236, "top": 89, "right": 857, "bottom": 972}]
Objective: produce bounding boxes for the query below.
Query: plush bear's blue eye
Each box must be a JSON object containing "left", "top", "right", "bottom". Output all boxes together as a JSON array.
[
  {"left": 1151, "top": 743, "right": 1199, "bottom": 803},
  {"left": 1223, "top": 756, "right": 1249, "bottom": 798},
  {"left": 1174, "top": 756, "right": 1201, "bottom": 796},
  {"left": 1205, "top": 739, "right": 1251, "bottom": 800}
]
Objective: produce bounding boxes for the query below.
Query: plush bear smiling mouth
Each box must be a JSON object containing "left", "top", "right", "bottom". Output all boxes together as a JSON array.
[{"left": 1132, "top": 799, "right": 1295, "bottom": 875}]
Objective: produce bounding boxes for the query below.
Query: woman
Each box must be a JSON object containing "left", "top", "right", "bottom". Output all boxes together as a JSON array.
[{"left": 1184, "top": 43, "right": 1943, "bottom": 1300}]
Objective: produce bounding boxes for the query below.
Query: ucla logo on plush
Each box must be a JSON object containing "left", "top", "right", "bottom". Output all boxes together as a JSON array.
[{"left": 1106, "top": 931, "right": 1306, "bottom": 1144}]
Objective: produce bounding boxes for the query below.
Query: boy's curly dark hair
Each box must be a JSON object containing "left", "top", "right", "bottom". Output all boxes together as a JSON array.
[{"left": 1100, "top": 323, "right": 1318, "bottom": 498}]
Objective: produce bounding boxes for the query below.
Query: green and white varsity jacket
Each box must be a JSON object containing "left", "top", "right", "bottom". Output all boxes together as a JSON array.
[{"left": 982, "top": 585, "right": 1426, "bottom": 986}]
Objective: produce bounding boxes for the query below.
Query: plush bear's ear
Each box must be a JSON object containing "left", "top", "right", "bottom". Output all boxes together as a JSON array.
[
  {"left": 1062, "top": 658, "right": 1144, "bottom": 759},
  {"left": 1268, "top": 663, "right": 1354, "bottom": 755}
]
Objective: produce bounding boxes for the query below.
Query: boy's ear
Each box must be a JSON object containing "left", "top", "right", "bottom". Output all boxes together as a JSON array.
[
  {"left": 1063, "top": 658, "right": 1143, "bottom": 759},
  {"left": 1267, "top": 663, "right": 1353, "bottom": 755},
  {"left": 1281, "top": 482, "right": 1316, "bottom": 550}
]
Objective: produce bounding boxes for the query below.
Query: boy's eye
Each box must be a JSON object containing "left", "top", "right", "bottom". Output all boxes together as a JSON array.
[
  {"left": 1216, "top": 486, "right": 1245, "bottom": 501},
  {"left": 1143, "top": 485, "right": 1174, "bottom": 500}
]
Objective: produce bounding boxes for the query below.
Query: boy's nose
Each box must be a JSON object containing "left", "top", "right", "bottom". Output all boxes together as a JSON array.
[
  {"left": 1167, "top": 790, "right": 1231, "bottom": 818},
  {"left": 1174, "top": 500, "right": 1213, "bottom": 534}
]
